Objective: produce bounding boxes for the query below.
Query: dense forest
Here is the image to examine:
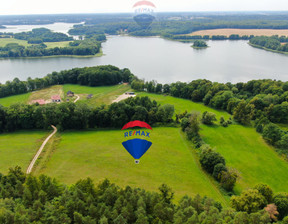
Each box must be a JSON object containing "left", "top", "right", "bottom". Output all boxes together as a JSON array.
[
  {"left": 163, "top": 33, "right": 253, "bottom": 42},
  {"left": 0, "top": 166, "right": 287, "bottom": 223},
  {"left": 131, "top": 78, "right": 288, "bottom": 152},
  {"left": 249, "top": 36, "right": 288, "bottom": 53},
  {"left": 67, "top": 12, "right": 288, "bottom": 37},
  {"left": 0, "top": 33, "right": 105, "bottom": 58},
  {"left": 0, "top": 65, "right": 132, "bottom": 98},
  {"left": 0, "top": 96, "right": 174, "bottom": 131},
  {"left": 13, "top": 28, "right": 73, "bottom": 43}
]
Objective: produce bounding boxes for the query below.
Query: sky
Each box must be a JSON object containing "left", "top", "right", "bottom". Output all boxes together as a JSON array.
[{"left": 1, "top": 0, "right": 288, "bottom": 15}]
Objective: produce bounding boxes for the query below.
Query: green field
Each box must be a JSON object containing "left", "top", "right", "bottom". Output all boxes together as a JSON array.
[
  {"left": 0, "top": 93, "right": 31, "bottom": 107},
  {"left": 137, "top": 92, "right": 230, "bottom": 120},
  {"left": 44, "top": 41, "right": 70, "bottom": 48},
  {"left": 0, "top": 38, "right": 70, "bottom": 49},
  {"left": 0, "top": 84, "right": 130, "bottom": 106},
  {"left": 0, "top": 38, "right": 31, "bottom": 47},
  {"left": 35, "top": 127, "right": 227, "bottom": 204},
  {"left": 63, "top": 84, "right": 131, "bottom": 105},
  {"left": 201, "top": 124, "right": 288, "bottom": 194},
  {"left": 1, "top": 88, "right": 287, "bottom": 205},
  {"left": 0, "top": 131, "right": 47, "bottom": 174}
]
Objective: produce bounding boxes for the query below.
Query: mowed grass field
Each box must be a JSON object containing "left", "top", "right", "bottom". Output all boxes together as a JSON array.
[
  {"left": 0, "top": 93, "right": 31, "bottom": 107},
  {"left": 201, "top": 125, "right": 288, "bottom": 194},
  {"left": 0, "top": 84, "right": 131, "bottom": 106},
  {"left": 137, "top": 92, "right": 230, "bottom": 120},
  {"left": 0, "top": 38, "right": 70, "bottom": 48},
  {"left": 189, "top": 29, "right": 288, "bottom": 37},
  {"left": 63, "top": 84, "right": 131, "bottom": 105},
  {"left": 0, "top": 131, "right": 47, "bottom": 174},
  {"left": 35, "top": 127, "right": 227, "bottom": 204},
  {"left": 29, "top": 85, "right": 64, "bottom": 103}
]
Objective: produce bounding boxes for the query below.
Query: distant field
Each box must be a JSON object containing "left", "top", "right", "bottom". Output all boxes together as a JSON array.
[
  {"left": 0, "top": 38, "right": 70, "bottom": 48},
  {"left": 35, "top": 127, "right": 227, "bottom": 204},
  {"left": 137, "top": 92, "right": 230, "bottom": 120},
  {"left": 44, "top": 41, "right": 70, "bottom": 48},
  {"left": 63, "top": 84, "right": 131, "bottom": 106},
  {"left": 189, "top": 29, "right": 288, "bottom": 37},
  {"left": 201, "top": 125, "right": 288, "bottom": 194},
  {"left": 0, "top": 131, "right": 47, "bottom": 174},
  {"left": 0, "top": 38, "right": 31, "bottom": 47},
  {"left": 0, "top": 93, "right": 31, "bottom": 106},
  {"left": 0, "top": 84, "right": 131, "bottom": 106}
]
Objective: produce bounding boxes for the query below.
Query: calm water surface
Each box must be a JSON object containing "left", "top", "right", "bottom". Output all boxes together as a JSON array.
[{"left": 0, "top": 35, "right": 288, "bottom": 84}]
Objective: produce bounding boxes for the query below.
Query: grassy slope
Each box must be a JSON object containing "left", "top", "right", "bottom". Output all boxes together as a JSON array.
[
  {"left": 137, "top": 92, "right": 230, "bottom": 120},
  {"left": 29, "top": 85, "right": 64, "bottom": 103},
  {"left": 0, "top": 93, "right": 31, "bottom": 107},
  {"left": 0, "top": 84, "right": 130, "bottom": 106},
  {"left": 63, "top": 84, "right": 131, "bottom": 106},
  {"left": 201, "top": 124, "right": 288, "bottom": 194},
  {"left": 0, "top": 38, "right": 31, "bottom": 47},
  {"left": 35, "top": 127, "right": 227, "bottom": 204},
  {"left": 0, "top": 131, "right": 47, "bottom": 174}
]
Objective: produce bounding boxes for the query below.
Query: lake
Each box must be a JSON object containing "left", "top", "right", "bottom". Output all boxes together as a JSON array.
[{"left": 0, "top": 35, "right": 288, "bottom": 84}]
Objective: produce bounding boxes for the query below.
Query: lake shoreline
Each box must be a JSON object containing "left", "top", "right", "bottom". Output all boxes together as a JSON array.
[
  {"left": 248, "top": 43, "right": 288, "bottom": 55},
  {"left": 0, "top": 48, "right": 103, "bottom": 60}
]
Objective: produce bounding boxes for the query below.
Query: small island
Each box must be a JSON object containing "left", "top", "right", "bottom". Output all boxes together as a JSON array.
[
  {"left": 191, "top": 40, "right": 208, "bottom": 49},
  {"left": 0, "top": 25, "right": 5, "bottom": 29}
]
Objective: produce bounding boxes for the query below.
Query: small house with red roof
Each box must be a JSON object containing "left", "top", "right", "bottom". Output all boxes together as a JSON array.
[{"left": 51, "top": 95, "right": 61, "bottom": 103}]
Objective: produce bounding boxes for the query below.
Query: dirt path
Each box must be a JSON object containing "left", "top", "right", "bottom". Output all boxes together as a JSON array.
[
  {"left": 74, "top": 94, "right": 80, "bottom": 103},
  {"left": 112, "top": 94, "right": 136, "bottom": 103},
  {"left": 26, "top": 125, "right": 57, "bottom": 174}
]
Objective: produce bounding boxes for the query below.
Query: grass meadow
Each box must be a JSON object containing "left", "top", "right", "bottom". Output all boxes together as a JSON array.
[
  {"left": 35, "top": 127, "right": 228, "bottom": 204},
  {"left": 29, "top": 85, "right": 64, "bottom": 103},
  {"left": 0, "top": 131, "right": 47, "bottom": 174},
  {"left": 137, "top": 92, "right": 230, "bottom": 120},
  {"left": 63, "top": 84, "right": 131, "bottom": 105},
  {"left": 201, "top": 124, "right": 288, "bottom": 194},
  {"left": 0, "top": 38, "right": 70, "bottom": 49},
  {"left": 0, "top": 93, "right": 31, "bottom": 107}
]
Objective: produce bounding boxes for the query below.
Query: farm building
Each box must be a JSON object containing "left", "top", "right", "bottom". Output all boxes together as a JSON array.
[
  {"left": 67, "top": 91, "right": 74, "bottom": 97},
  {"left": 32, "top": 99, "right": 45, "bottom": 105},
  {"left": 51, "top": 95, "right": 61, "bottom": 102},
  {"left": 87, "top": 94, "right": 93, "bottom": 99}
]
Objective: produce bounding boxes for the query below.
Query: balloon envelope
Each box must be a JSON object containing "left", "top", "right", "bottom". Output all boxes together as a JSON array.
[
  {"left": 122, "top": 139, "right": 152, "bottom": 159},
  {"left": 133, "top": 0, "right": 156, "bottom": 29}
]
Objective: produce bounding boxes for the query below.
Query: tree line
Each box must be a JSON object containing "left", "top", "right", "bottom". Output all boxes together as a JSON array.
[
  {"left": 180, "top": 111, "right": 237, "bottom": 192},
  {"left": 68, "top": 14, "right": 288, "bottom": 37},
  {"left": 13, "top": 28, "right": 73, "bottom": 43},
  {"left": 0, "top": 65, "right": 132, "bottom": 98},
  {"left": 131, "top": 79, "right": 288, "bottom": 152},
  {"left": 249, "top": 36, "right": 288, "bottom": 53},
  {"left": 0, "top": 96, "right": 174, "bottom": 132},
  {"left": 1, "top": 166, "right": 288, "bottom": 223},
  {"left": 163, "top": 33, "right": 254, "bottom": 42},
  {"left": 0, "top": 35, "right": 104, "bottom": 58}
]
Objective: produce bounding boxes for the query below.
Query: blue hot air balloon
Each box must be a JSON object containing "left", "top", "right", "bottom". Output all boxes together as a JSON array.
[{"left": 122, "top": 139, "right": 152, "bottom": 164}]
